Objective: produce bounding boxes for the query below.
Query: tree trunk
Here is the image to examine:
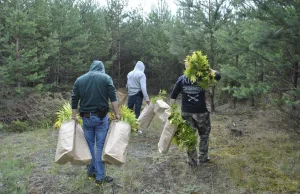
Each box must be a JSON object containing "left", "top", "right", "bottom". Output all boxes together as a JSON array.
[
  {"left": 293, "top": 61, "right": 298, "bottom": 89},
  {"left": 16, "top": 37, "right": 21, "bottom": 89},
  {"left": 118, "top": 38, "right": 120, "bottom": 89},
  {"left": 210, "top": 86, "right": 215, "bottom": 112},
  {"left": 292, "top": 61, "right": 298, "bottom": 110},
  {"left": 208, "top": 0, "right": 216, "bottom": 112},
  {"left": 232, "top": 55, "right": 239, "bottom": 109},
  {"left": 251, "top": 95, "right": 255, "bottom": 106}
]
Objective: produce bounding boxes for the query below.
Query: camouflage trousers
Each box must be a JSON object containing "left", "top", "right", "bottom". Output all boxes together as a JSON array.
[{"left": 181, "top": 111, "right": 211, "bottom": 164}]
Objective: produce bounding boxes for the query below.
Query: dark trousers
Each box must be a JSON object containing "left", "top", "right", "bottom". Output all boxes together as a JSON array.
[
  {"left": 127, "top": 93, "right": 143, "bottom": 119},
  {"left": 182, "top": 112, "right": 211, "bottom": 163}
]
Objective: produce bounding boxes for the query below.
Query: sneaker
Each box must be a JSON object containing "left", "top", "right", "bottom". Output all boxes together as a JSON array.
[{"left": 95, "top": 176, "right": 114, "bottom": 185}]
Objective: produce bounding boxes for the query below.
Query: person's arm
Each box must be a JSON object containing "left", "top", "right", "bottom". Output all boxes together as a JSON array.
[
  {"left": 140, "top": 74, "right": 150, "bottom": 105},
  {"left": 111, "top": 101, "right": 120, "bottom": 120},
  {"left": 170, "top": 76, "right": 183, "bottom": 102},
  {"left": 107, "top": 77, "right": 120, "bottom": 120},
  {"left": 71, "top": 80, "right": 80, "bottom": 121},
  {"left": 107, "top": 77, "right": 118, "bottom": 102},
  {"left": 72, "top": 109, "right": 78, "bottom": 122}
]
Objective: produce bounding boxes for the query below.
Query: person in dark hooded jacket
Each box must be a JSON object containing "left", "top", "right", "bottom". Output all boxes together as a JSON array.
[
  {"left": 170, "top": 62, "right": 221, "bottom": 167},
  {"left": 71, "top": 60, "right": 120, "bottom": 185}
]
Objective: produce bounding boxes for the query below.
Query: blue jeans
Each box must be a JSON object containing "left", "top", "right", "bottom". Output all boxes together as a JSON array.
[
  {"left": 82, "top": 115, "right": 109, "bottom": 181},
  {"left": 127, "top": 93, "right": 143, "bottom": 118}
]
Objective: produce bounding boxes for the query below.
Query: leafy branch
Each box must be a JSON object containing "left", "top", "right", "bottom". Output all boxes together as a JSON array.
[
  {"left": 168, "top": 104, "right": 197, "bottom": 151},
  {"left": 54, "top": 102, "right": 82, "bottom": 129},
  {"left": 184, "top": 50, "right": 216, "bottom": 89}
]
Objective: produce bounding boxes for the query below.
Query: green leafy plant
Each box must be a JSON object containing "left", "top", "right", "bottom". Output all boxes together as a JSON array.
[
  {"left": 184, "top": 50, "right": 216, "bottom": 89},
  {"left": 109, "top": 105, "right": 138, "bottom": 132},
  {"left": 150, "top": 89, "right": 167, "bottom": 104},
  {"left": 168, "top": 104, "right": 197, "bottom": 151},
  {"left": 54, "top": 102, "right": 82, "bottom": 129}
]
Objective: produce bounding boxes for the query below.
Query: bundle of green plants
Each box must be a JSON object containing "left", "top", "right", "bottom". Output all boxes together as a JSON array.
[
  {"left": 184, "top": 50, "right": 216, "bottom": 89},
  {"left": 168, "top": 104, "right": 197, "bottom": 151},
  {"left": 54, "top": 102, "right": 82, "bottom": 129},
  {"left": 109, "top": 105, "right": 138, "bottom": 132},
  {"left": 150, "top": 89, "right": 167, "bottom": 104}
]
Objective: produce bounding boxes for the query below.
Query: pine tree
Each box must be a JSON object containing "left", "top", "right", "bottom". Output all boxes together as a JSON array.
[
  {"left": 48, "top": 0, "right": 89, "bottom": 87},
  {"left": 1, "top": 0, "right": 44, "bottom": 92},
  {"left": 171, "top": 0, "right": 233, "bottom": 111}
]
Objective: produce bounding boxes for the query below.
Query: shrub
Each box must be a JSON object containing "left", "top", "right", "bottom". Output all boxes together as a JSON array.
[{"left": 9, "top": 120, "right": 30, "bottom": 133}]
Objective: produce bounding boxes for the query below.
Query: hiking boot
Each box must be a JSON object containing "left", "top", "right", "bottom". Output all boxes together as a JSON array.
[{"left": 95, "top": 176, "right": 114, "bottom": 185}]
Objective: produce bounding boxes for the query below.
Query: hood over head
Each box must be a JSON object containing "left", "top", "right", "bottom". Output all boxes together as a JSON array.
[
  {"left": 133, "top": 61, "right": 145, "bottom": 72},
  {"left": 89, "top": 60, "right": 105, "bottom": 73}
]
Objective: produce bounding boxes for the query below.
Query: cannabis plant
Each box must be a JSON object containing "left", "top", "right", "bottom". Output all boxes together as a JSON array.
[
  {"left": 168, "top": 104, "right": 197, "bottom": 151},
  {"left": 54, "top": 102, "right": 82, "bottom": 129},
  {"left": 184, "top": 50, "right": 216, "bottom": 89}
]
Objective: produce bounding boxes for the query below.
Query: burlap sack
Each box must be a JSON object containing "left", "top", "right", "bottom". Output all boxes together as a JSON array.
[
  {"left": 102, "top": 120, "right": 131, "bottom": 166},
  {"left": 55, "top": 120, "right": 91, "bottom": 165},
  {"left": 158, "top": 120, "right": 176, "bottom": 154},
  {"left": 153, "top": 100, "right": 171, "bottom": 123},
  {"left": 70, "top": 124, "right": 92, "bottom": 165},
  {"left": 137, "top": 103, "right": 155, "bottom": 129}
]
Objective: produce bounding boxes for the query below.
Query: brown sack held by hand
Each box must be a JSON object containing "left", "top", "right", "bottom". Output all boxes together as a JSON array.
[
  {"left": 137, "top": 103, "right": 155, "bottom": 130},
  {"left": 55, "top": 120, "right": 91, "bottom": 165},
  {"left": 102, "top": 120, "right": 131, "bottom": 166},
  {"left": 70, "top": 123, "right": 92, "bottom": 165},
  {"left": 158, "top": 120, "right": 176, "bottom": 154},
  {"left": 154, "top": 100, "right": 171, "bottom": 123},
  {"left": 55, "top": 120, "right": 76, "bottom": 164}
]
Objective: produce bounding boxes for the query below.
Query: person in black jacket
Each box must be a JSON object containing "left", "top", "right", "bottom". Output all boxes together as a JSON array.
[{"left": 170, "top": 63, "right": 221, "bottom": 167}]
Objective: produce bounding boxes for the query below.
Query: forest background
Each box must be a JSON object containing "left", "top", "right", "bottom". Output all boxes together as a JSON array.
[{"left": 0, "top": 0, "right": 299, "bottom": 193}]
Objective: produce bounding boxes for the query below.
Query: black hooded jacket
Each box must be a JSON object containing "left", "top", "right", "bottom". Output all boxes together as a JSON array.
[{"left": 170, "top": 72, "right": 221, "bottom": 113}]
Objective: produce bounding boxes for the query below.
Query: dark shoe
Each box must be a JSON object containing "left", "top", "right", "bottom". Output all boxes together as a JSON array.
[
  {"left": 88, "top": 173, "right": 96, "bottom": 180},
  {"left": 187, "top": 159, "right": 198, "bottom": 168},
  {"left": 199, "top": 158, "right": 210, "bottom": 164},
  {"left": 95, "top": 176, "right": 114, "bottom": 185}
]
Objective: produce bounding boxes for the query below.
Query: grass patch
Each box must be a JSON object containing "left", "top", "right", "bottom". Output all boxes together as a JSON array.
[
  {"left": 211, "top": 114, "right": 300, "bottom": 193},
  {"left": 0, "top": 159, "right": 33, "bottom": 194},
  {"left": 1, "top": 104, "right": 299, "bottom": 193}
]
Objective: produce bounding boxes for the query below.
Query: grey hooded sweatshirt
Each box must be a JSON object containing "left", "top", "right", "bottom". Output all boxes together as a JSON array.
[
  {"left": 127, "top": 61, "right": 149, "bottom": 101},
  {"left": 71, "top": 60, "right": 117, "bottom": 112}
]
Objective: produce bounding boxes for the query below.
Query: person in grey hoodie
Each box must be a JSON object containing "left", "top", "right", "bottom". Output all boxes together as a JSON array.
[{"left": 127, "top": 61, "right": 150, "bottom": 119}]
